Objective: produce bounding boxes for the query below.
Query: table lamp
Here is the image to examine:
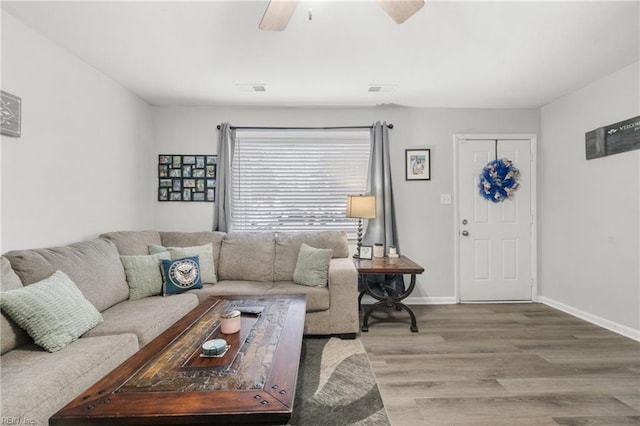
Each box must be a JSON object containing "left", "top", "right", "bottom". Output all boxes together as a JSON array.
[{"left": 346, "top": 195, "right": 376, "bottom": 258}]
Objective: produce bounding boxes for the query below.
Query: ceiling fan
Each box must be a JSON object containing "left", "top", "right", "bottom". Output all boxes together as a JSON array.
[{"left": 259, "top": 0, "right": 425, "bottom": 31}]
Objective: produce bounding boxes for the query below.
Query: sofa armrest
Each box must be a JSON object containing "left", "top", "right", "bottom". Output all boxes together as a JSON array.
[{"left": 326, "top": 257, "right": 359, "bottom": 334}]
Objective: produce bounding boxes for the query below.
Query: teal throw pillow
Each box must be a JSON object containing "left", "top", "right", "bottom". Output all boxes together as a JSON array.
[
  {"left": 0, "top": 270, "right": 103, "bottom": 352},
  {"left": 161, "top": 256, "right": 203, "bottom": 296},
  {"left": 148, "top": 244, "right": 167, "bottom": 255},
  {"left": 120, "top": 252, "right": 171, "bottom": 300},
  {"left": 293, "top": 243, "right": 333, "bottom": 287},
  {"left": 149, "top": 243, "right": 217, "bottom": 284}
]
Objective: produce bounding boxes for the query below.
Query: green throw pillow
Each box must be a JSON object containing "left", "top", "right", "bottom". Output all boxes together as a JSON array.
[
  {"left": 148, "top": 244, "right": 167, "bottom": 255},
  {"left": 149, "top": 243, "right": 217, "bottom": 284},
  {"left": 0, "top": 270, "right": 103, "bottom": 352},
  {"left": 293, "top": 243, "right": 333, "bottom": 287},
  {"left": 120, "top": 252, "right": 171, "bottom": 300}
]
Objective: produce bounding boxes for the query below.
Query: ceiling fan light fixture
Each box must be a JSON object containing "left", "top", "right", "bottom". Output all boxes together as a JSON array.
[{"left": 260, "top": 0, "right": 425, "bottom": 31}]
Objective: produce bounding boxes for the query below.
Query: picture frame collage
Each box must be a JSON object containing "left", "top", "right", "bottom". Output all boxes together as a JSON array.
[{"left": 158, "top": 155, "right": 217, "bottom": 202}]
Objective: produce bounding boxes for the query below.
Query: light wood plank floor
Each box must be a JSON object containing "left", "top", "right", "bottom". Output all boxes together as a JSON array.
[{"left": 359, "top": 303, "right": 640, "bottom": 426}]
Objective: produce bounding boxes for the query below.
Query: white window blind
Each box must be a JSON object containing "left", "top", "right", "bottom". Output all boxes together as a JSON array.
[{"left": 231, "top": 129, "right": 371, "bottom": 236}]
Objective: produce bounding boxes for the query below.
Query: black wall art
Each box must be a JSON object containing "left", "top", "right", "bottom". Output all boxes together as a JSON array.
[
  {"left": 158, "top": 155, "right": 217, "bottom": 202},
  {"left": 586, "top": 115, "right": 640, "bottom": 160}
]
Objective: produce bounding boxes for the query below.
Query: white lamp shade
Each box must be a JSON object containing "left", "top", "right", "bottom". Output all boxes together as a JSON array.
[{"left": 346, "top": 195, "right": 376, "bottom": 219}]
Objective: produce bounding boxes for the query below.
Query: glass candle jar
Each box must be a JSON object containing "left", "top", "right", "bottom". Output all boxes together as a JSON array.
[
  {"left": 220, "top": 310, "right": 241, "bottom": 334},
  {"left": 373, "top": 243, "right": 384, "bottom": 258}
]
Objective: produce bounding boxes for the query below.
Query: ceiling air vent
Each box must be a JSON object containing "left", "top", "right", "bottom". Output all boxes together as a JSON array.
[
  {"left": 236, "top": 84, "right": 267, "bottom": 93},
  {"left": 368, "top": 84, "right": 398, "bottom": 93}
]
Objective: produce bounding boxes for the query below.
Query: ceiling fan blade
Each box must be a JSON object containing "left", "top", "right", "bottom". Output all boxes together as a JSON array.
[
  {"left": 377, "top": 0, "right": 425, "bottom": 24},
  {"left": 259, "top": 0, "right": 298, "bottom": 31}
]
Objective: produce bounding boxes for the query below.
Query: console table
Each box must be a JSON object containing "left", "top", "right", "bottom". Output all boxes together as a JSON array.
[{"left": 354, "top": 255, "right": 424, "bottom": 332}]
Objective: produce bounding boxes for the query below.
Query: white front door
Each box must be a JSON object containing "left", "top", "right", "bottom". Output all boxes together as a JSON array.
[{"left": 456, "top": 137, "right": 535, "bottom": 301}]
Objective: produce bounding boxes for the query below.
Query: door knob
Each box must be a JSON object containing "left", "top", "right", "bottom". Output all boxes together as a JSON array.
[{"left": 461, "top": 230, "right": 469, "bottom": 236}]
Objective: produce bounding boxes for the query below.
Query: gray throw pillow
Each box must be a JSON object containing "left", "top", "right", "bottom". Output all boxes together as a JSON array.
[
  {"left": 149, "top": 243, "right": 217, "bottom": 284},
  {"left": 120, "top": 252, "right": 171, "bottom": 300},
  {"left": 0, "top": 270, "right": 103, "bottom": 352},
  {"left": 293, "top": 243, "right": 333, "bottom": 287}
]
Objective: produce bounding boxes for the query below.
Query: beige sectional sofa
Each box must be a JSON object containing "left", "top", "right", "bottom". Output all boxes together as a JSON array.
[{"left": 0, "top": 230, "right": 358, "bottom": 425}]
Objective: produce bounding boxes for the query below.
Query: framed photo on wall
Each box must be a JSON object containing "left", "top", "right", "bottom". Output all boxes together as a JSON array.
[
  {"left": 0, "top": 90, "right": 21, "bottom": 137},
  {"left": 406, "top": 149, "right": 431, "bottom": 181}
]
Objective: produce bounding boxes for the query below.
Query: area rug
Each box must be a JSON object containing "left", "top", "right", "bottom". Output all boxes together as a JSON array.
[{"left": 286, "top": 337, "right": 391, "bottom": 426}]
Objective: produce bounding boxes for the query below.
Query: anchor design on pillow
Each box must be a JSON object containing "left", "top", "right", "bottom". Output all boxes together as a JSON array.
[{"left": 169, "top": 259, "right": 199, "bottom": 287}]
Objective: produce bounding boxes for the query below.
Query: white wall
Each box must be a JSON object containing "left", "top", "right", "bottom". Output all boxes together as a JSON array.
[
  {"left": 539, "top": 62, "right": 640, "bottom": 338},
  {"left": 1, "top": 11, "right": 154, "bottom": 252},
  {"left": 152, "top": 105, "right": 540, "bottom": 302}
]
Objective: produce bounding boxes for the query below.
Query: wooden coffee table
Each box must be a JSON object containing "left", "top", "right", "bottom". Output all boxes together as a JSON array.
[{"left": 50, "top": 294, "right": 306, "bottom": 425}]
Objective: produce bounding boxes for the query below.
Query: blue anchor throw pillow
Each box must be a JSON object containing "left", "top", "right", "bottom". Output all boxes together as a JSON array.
[{"left": 160, "top": 256, "right": 203, "bottom": 296}]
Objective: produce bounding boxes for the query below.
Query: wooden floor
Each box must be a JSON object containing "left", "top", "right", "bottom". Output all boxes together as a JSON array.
[{"left": 359, "top": 303, "right": 640, "bottom": 426}]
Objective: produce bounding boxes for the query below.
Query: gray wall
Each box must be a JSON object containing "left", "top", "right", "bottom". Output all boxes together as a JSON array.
[
  {"left": 539, "top": 62, "right": 640, "bottom": 336},
  {"left": 1, "top": 12, "right": 154, "bottom": 251},
  {"left": 152, "top": 106, "right": 541, "bottom": 302}
]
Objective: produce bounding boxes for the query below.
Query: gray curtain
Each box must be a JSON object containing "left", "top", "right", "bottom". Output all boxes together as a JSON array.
[
  {"left": 363, "top": 121, "right": 400, "bottom": 250},
  {"left": 213, "top": 123, "right": 235, "bottom": 232},
  {"left": 362, "top": 121, "right": 404, "bottom": 292}
]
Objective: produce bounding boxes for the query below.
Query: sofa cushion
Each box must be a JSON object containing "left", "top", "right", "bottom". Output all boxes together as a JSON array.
[
  {"left": 269, "top": 282, "right": 330, "bottom": 312},
  {"left": 100, "top": 230, "right": 162, "bottom": 255},
  {"left": 218, "top": 232, "right": 275, "bottom": 282},
  {"left": 4, "top": 238, "right": 129, "bottom": 312},
  {"left": 1, "top": 256, "right": 29, "bottom": 354},
  {"left": 274, "top": 231, "right": 349, "bottom": 281},
  {"left": 160, "top": 231, "right": 225, "bottom": 272},
  {"left": 83, "top": 293, "right": 199, "bottom": 347},
  {"left": 161, "top": 256, "right": 203, "bottom": 295},
  {"left": 293, "top": 243, "right": 333, "bottom": 287},
  {"left": 1, "top": 257, "right": 23, "bottom": 291},
  {"left": 120, "top": 252, "right": 171, "bottom": 300},
  {"left": 150, "top": 243, "right": 217, "bottom": 284},
  {"left": 190, "top": 280, "right": 329, "bottom": 312},
  {"left": 0, "top": 334, "right": 138, "bottom": 426},
  {"left": 189, "top": 281, "right": 275, "bottom": 303},
  {"left": 0, "top": 271, "right": 104, "bottom": 352}
]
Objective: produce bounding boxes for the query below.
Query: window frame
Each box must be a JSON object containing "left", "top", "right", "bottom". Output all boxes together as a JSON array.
[{"left": 230, "top": 128, "right": 372, "bottom": 237}]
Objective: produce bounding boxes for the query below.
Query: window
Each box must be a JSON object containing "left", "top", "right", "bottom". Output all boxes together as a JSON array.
[{"left": 231, "top": 129, "right": 371, "bottom": 237}]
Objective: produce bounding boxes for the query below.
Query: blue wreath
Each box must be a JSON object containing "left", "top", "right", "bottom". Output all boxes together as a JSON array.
[{"left": 478, "top": 158, "right": 520, "bottom": 203}]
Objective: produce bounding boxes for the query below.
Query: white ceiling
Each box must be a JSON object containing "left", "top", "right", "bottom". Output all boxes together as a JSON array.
[{"left": 2, "top": 0, "right": 639, "bottom": 108}]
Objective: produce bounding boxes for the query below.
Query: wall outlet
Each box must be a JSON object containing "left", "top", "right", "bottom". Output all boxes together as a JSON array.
[{"left": 440, "top": 194, "right": 452, "bottom": 204}]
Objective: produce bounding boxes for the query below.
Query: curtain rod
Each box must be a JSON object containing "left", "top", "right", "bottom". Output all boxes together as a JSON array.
[{"left": 216, "top": 124, "right": 393, "bottom": 130}]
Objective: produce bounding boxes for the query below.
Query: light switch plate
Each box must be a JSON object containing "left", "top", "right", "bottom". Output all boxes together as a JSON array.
[{"left": 440, "top": 194, "right": 452, "bottom": 204}]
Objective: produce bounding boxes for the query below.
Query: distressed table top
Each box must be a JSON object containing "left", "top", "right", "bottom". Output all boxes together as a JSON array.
[{"left": 51, "top": 294, "right": 307, "bottom": 425}]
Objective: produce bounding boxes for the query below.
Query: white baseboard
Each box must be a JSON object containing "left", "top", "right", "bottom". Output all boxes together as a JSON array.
[
  {"left": 360, "top": 294, "right": 639, "bottom": 341},
  {"left": 538, "top": 296, "right": 640, "bottom": 342},
  {"left": 406, "top": 296, "right": 457, "bottom": 305},
  {"left": 361, "top": 295, "right": 456, "bottom": 305}
]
